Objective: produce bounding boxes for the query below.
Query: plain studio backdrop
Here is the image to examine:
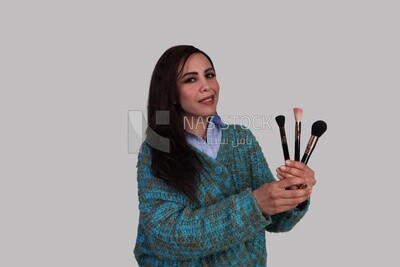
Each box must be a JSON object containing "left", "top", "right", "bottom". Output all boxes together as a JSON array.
[{"left": 1, "top": 1, "right": 399, "bottom": 266}]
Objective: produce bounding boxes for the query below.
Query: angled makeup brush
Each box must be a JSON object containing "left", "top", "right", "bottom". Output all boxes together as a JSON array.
[
  {"left": 301, "top": 120, "right": 327, "bottom": 164},
  {"left": 293, "top": 107, "right": 303, "bottom": 161},
  {"left": 275, "top": 115, "right": 290, "bottom": 161}
]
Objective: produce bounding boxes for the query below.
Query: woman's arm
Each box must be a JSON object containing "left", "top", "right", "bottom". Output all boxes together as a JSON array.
[
  {"left": 242, "top": 128, "right": 312, "bottom": 233},
  {"left": 136, "top": 143, "right": 272, "bottom": 261}
]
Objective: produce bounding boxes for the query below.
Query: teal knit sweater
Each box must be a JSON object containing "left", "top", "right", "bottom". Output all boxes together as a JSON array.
[{"left": 134, "top": 125, "right": 309, "bottom": 266}]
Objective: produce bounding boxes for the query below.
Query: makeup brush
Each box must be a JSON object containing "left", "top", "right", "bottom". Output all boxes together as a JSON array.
[
  {"left": 297, "top": 120, "right": 327, "bottom": 190},
  {"left": 293, "top": 107, "right": 303, "bottom": 161},
  {"left": 275, "top": 115, "right": 290, "bottom": 161},
  {"left": 301, "top": 120, "right": 327, "bottom": 164}
]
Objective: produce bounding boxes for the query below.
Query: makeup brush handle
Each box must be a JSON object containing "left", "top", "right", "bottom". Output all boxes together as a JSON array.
[
  {"left": 301, "top": 136, "right": 318, "bottom": 164},
  {"left": 294, "top": 123, "right": 301, "bottom": 161},
  {"left": 279, "top": 127, "right": 290, "bottom": 161},
  {"left": 295, "top": 140, "right": 300, "bottom": 161},
  {"left": 282, "top": 144, "right": 290, "bottom": 161},
  {"left": 301, "top": 153, "right": 310, "bottom": 164}
]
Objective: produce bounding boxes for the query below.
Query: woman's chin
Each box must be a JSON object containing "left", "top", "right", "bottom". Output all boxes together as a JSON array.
[{"left": 185, "top": 108, "right": 217, "bottom": 118}]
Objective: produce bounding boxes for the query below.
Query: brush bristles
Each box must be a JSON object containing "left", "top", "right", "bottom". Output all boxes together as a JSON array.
[
  {"left": 311, "top": 120, "right": 327, "bottom": 137},
  {"left": 293, "top": 107, "right": 303, "bottom": 122},
  {"left": 275, "top": 115, "right": 285, "bottom": 127}
]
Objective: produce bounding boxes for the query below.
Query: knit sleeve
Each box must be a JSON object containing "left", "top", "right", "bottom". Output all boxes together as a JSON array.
[
  {"left": 136, "top": 143, "right": 272, "bottom": 261},
  {"left": 242, "top": 128, "right": 310, "bottom": 233}
]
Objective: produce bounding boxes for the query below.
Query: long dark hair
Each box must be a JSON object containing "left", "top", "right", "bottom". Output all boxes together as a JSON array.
[{"left": 146, "top": 45, "right": 215, "bottom": 201}]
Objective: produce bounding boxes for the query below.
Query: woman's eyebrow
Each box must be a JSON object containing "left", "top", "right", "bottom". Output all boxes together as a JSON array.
[
  {"left": 181, "top": 71, "right": 198, "bottom": 79},
  {"left": 181, "top": 68, "right": 215, "bottom": 79}
]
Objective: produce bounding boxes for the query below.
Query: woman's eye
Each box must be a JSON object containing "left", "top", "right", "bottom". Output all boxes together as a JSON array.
[
  {"left": 206, "top": 73, "right": 216, "bottom": 78},
  {"left": 184, "top": 77, "right": 196, "bottom": 83}
]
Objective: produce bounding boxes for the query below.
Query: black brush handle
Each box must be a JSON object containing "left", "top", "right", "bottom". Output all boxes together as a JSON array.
[
  {"left": 279, "top": 127, "right": 290, "bottom": 161},
  {"left": 301, "top": 153, "right": 310, "bottom": 164},
  {"left": 301, "top": 136, "right": 318, "bottom": 165},
  {"left": 294, "top": 121, "right": 301, "bottom": 161},
  {"left": 295, "top": 140, "right": 300, "bottom": 161},
  {"left": 294, "top": 122, "right": 301, "bottom": 161}
]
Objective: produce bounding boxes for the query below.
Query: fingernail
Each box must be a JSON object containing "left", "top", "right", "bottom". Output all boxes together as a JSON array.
[
  {"left": 285, "top": 160, "right": 292, "bottom": 165},
  {"left": 280, "top": 165, "right": 286, "bottom": 171}
]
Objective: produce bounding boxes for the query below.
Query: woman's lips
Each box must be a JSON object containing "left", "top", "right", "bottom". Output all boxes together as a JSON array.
[{"left": 198, "top": 95, "right": 214, "bottom": 104}]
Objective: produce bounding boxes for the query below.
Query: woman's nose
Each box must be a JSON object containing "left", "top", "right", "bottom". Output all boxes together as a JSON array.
[{"left": 199, "top": 78, "right": 210, "bottom": 92}]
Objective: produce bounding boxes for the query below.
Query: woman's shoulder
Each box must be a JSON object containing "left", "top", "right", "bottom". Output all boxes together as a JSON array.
[
  {"left": 138, "top": 141, "right": 152, "bottom": 154},
  {"left": 136, "top": 141, "right": 153, "bottom": 168}
]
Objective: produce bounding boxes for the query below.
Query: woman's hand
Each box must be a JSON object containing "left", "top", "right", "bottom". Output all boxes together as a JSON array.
[
  {"left": 252, "top": 160, "right": 316, "bottom": 216},
  {"left": 276, "top": 160, "right": 316, "bottom": 189}
]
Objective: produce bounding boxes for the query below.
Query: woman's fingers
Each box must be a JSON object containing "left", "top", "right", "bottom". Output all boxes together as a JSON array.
[
  {"left": 276, "top": 160, "right": 316, "bottom": 187},
  {"left": 285, "top": 160, "right": 315, "bottom": 177},
  {"left": 278, "top": 177, "right": 307, "bottom": 189},
  {"left": 253, "top": 180, "right": 312, "bottom": 215}
]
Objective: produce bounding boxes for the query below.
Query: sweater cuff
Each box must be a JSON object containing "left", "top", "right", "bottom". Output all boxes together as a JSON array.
[
  {"left": 246, "top": 188, "right": 273, "bottom": 226},
  {"left": 294, "top": 198, "right": 310, "bottom": 212}
]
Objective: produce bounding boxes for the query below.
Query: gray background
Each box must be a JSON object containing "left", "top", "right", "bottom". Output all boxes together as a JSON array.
[{"left": 1, "top": 0, "right": 399, "bottom": 266}]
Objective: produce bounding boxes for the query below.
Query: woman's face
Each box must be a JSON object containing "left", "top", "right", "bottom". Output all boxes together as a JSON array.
[{"left": 177, "top": 53, "right": 219, "bottom": 120}]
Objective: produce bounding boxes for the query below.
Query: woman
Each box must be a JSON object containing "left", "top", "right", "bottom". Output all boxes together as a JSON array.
[{"left": 134, "top": 45, "right": 316, "bottom": 266}]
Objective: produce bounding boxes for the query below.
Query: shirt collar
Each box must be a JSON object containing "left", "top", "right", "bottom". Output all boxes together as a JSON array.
[
  {"left": 184, "top": 113, "right": 225, "bottom": 140},
  {"left": 208, "top": 113, "right": 225, "bottom": 127}
]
